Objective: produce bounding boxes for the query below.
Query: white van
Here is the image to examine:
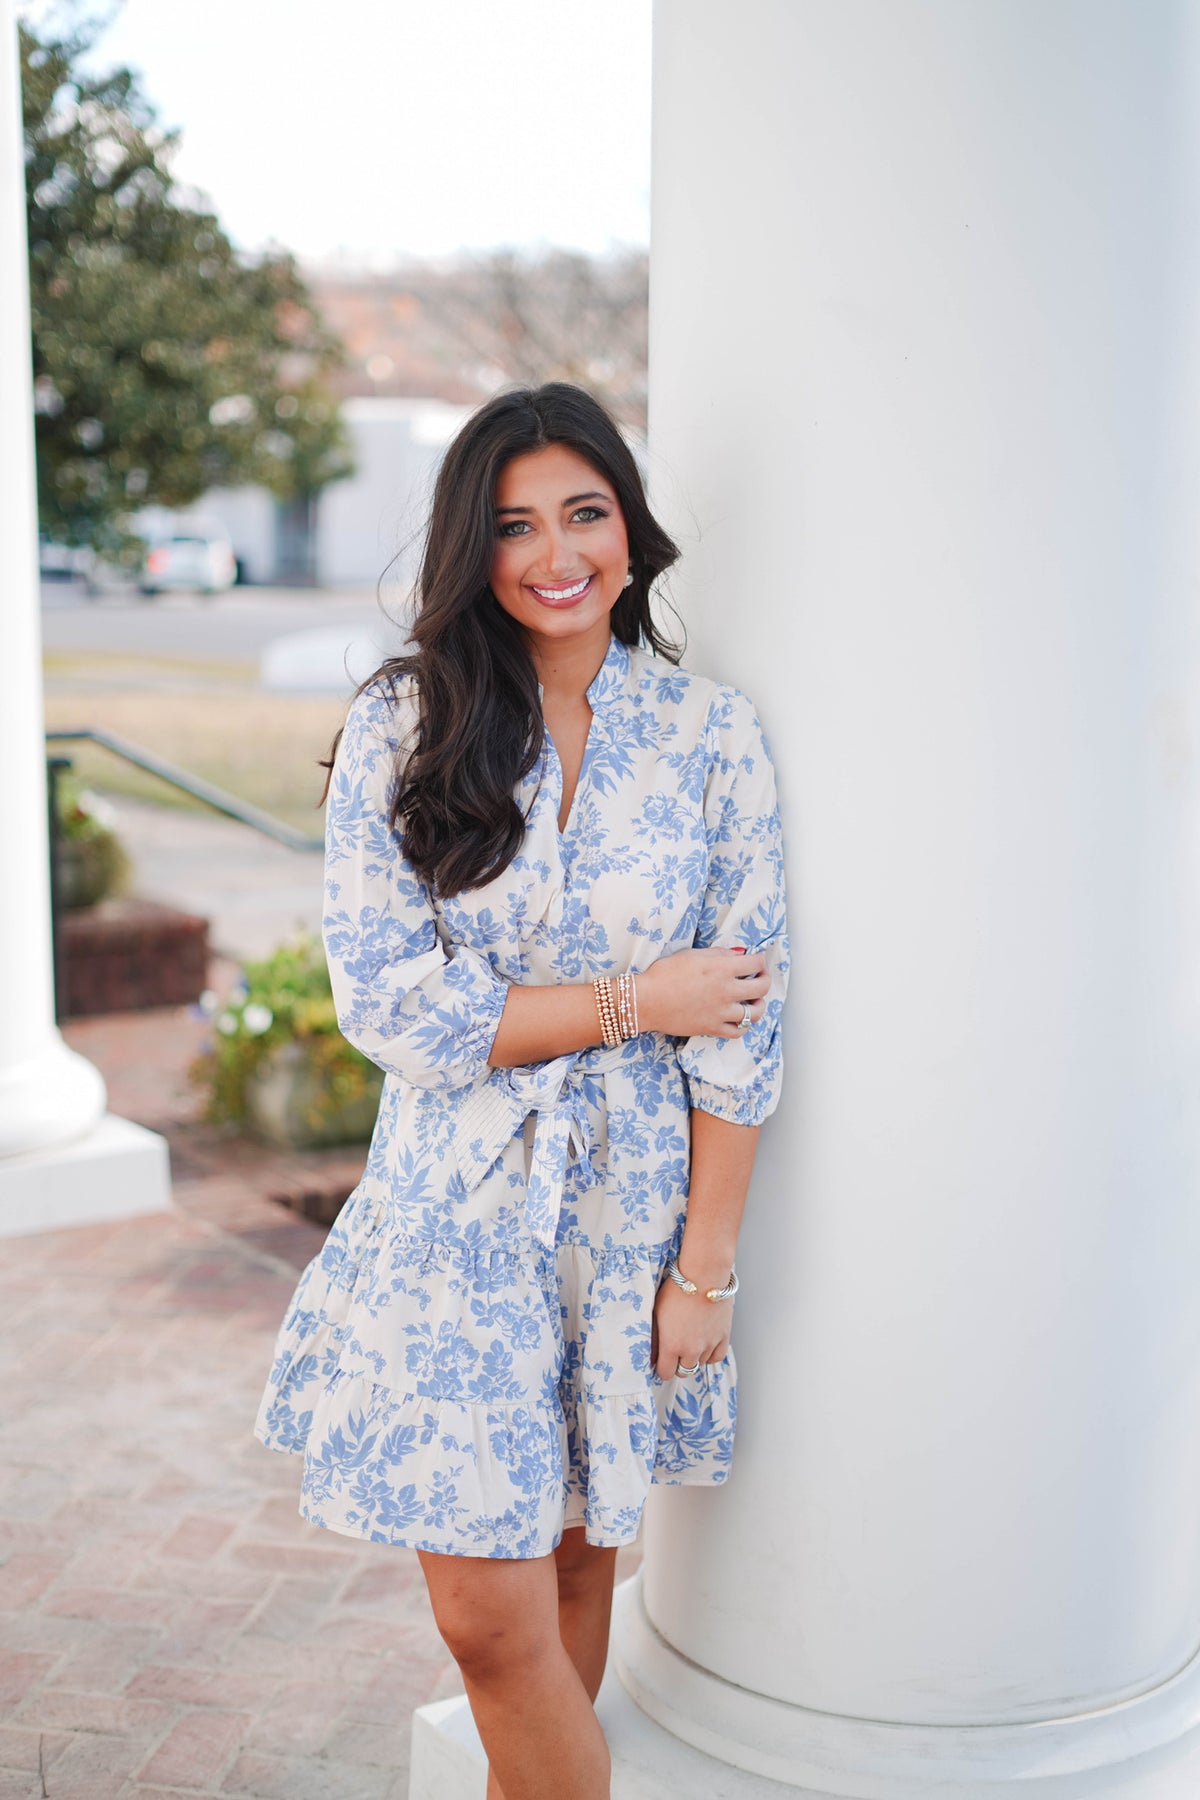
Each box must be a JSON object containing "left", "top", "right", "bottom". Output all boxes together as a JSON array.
[{"left": 139, "top": 521, "right": 237, "bottom": 597}]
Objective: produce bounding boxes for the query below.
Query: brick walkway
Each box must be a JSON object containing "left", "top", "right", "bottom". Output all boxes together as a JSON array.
[
  {"left": 0, "top": 1207, "right": 465, "bottom": 1800},
  {"left": 0, "top": 987, "right": 459, "bottom": 1800}
]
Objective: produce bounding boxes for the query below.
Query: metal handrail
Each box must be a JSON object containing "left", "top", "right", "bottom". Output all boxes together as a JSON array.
[{"left": 45, "top": 728, "right": 325, "bottom": 853}]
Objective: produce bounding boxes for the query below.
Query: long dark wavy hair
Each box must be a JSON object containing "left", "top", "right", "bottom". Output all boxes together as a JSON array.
[{"left": 320, "top": 383, "right": 682, "bottom": 897}]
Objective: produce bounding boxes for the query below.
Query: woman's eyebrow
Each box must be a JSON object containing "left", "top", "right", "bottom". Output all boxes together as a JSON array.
[{"left": 495, "top": 490, "right": 611, "bottom": 516}]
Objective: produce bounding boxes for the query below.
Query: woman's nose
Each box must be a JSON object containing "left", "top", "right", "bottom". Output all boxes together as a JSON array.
[{"left": 539, "top": 528, "right": 575, "bottom": 577}]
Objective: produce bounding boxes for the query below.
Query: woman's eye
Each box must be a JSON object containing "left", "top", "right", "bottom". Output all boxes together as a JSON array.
[
  {"left": 497, "top": 520, "right": 530, "bottom": 537},
  {"left": 572, "top": 506, "right": 608, "bottom": 524}
]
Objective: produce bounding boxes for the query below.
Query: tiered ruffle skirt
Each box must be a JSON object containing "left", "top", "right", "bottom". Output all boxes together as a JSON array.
[{"left": 254, "top": 1181, "right": 737, "bottom": 1558}]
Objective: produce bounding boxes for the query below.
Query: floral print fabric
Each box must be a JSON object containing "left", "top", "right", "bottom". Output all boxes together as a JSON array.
[{"left": 254, "top": 634, "right": 788, "bottom": 1557}]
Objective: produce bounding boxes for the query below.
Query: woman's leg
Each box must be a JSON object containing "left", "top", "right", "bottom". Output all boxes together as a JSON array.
[
  {"left": 476, "top": 1531, "right": 620, "bottom": 1799},
  {"left": 418, "top": 1546, "right": 611, "bottom": 1800},
  {"left": 553, "top": 1527, "right": 619, "bottom": 1701}
]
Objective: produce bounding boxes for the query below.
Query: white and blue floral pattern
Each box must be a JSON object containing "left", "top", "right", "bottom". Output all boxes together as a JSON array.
[{"left": 254, "top": 635, "right": 788, "bottom": 1558}]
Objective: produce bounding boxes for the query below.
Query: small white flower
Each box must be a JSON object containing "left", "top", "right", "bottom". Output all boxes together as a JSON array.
[
  {"left": 197, "top": 989, "right": 219, "bottom": 1016},
  {"left": 78, "top": 789, "right": 118, "bottom": 830},
  {"left": 242, "top": 1002, "right": 273, "bottom": 1035},
  {"left": 216, "top": 1011, "right": 239, "bottom": 1036},
  {"left": 209, "top": 393, "right": 255, "bottom": 427}
]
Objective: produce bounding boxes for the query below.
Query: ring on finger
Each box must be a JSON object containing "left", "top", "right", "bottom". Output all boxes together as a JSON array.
[
  {"left": 675, "top": 1361, "right": 701, "bottom": 1377},
  {"left": 735, "top": 1000, "right": 753, "bottom": 1034}
]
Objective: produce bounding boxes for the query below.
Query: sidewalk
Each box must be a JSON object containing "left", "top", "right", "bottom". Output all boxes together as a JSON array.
[
  {"left": 1, "top": 986, "right": 459, "bottom": 1800},
  {"left": 0, "top": 1208, "right": 458, "bottom": 1800}
]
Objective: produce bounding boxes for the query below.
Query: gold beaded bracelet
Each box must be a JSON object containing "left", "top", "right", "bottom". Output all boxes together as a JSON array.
[
  {"left": 593, "top": 973, "right": 640, "bottom": 1048},
  {"left": 594, "top": 976, "right": 618, "bottom": 1047}
]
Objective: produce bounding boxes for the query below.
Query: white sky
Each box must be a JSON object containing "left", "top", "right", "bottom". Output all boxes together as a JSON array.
[{"left": 21, "top": 0, "right": 652, "bottom": 264}]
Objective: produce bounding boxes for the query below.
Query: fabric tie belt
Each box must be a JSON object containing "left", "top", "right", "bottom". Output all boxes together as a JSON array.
[{"left": 452, "top": 1044, "right": 626, "bottom": 1249}]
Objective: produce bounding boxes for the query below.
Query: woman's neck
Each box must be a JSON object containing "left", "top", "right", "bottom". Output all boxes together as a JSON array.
[{"left": 527, "top": 622, "right": 613, "bottom": 707}]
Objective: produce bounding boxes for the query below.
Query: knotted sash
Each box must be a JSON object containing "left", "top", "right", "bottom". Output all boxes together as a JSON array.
[{"left": 452, "top": 1044, "right": 627, "bottom": 1249}]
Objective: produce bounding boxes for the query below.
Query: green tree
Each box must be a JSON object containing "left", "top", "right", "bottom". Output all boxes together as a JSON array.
[{"left": 22, "top": 15, "right": 354, "bottom": 561}]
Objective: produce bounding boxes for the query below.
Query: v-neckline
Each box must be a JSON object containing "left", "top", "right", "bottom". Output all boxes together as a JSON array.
[
  {"left": 537, "top": 633, "right": 626, "bottom": 840},
  {"left": 546, "top": 709, "right": 595, "bottom": 838}
]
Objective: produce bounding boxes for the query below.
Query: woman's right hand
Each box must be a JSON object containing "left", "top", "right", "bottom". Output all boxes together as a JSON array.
[{"left": 636, "top": 948, "right": 770, "bottom": 1039}]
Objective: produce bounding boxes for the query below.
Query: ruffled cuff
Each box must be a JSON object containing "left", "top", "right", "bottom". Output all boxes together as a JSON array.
[{"left": 681, "top": 1064, "right": 781, "bottom": 1126}]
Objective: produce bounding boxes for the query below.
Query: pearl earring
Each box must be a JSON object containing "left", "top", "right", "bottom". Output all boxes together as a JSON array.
[{"left": 623, "top": 570, "right": 634, "bottom": 589}]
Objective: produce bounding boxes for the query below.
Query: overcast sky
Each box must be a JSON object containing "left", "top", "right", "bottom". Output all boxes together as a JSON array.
[{"left": 21, "top": 0, "right": 652, "bottom": 265}]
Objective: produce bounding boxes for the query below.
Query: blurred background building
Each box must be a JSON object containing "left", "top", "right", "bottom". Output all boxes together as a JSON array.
[{"left": 160, "top": 250, "right": 650, "bottom": 589}]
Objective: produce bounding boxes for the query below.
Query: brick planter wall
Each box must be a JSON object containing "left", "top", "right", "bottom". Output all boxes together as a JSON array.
[{"left": 60, "top": 897, "right": 210, "bottom": 1018}]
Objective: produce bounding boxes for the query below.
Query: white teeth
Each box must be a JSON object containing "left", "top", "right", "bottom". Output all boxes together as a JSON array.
[{"left": 532, "top": 576, "right": 591, "bottom": 600}]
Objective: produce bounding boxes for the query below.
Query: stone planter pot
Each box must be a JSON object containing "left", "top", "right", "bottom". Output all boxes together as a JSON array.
[
  {"left": 244, "top": 1038, "right": 383, "bottom": 1150},
  {"left": 57, "top": 834, "right": 120, "bottom": 909}
]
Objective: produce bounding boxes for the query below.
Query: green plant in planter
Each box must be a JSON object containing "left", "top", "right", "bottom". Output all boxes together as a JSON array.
[
  {"left": 55, "top": 777, "right": 130, "bottom": 908},
  {"left": 187, "top": 932, "right": 384, "bottom": 1148}
]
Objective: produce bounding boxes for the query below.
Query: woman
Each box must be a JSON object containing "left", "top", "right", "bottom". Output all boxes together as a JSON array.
[{"left": 255, "top": 382, "right": 788, "bottom": 1799}]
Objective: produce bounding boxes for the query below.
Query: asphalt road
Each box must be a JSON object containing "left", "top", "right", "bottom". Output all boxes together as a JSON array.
[{"left": 40, "top": 579, "right": 409, "bottom": 662}]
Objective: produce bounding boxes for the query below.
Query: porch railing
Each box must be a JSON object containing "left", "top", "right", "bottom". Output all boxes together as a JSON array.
[{"left": 45, "top": 728, "right": 323, "bottom": 1021}]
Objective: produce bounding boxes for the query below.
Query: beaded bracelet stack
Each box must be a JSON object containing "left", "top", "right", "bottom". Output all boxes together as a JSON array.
[{"left": 593, "top": 972, "right": 639, "bottom": 1048}]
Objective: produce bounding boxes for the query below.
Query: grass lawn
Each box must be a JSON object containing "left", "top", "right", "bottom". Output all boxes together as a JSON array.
[{"left": 43, "top": 651, "right": 350, "bottom": 836}]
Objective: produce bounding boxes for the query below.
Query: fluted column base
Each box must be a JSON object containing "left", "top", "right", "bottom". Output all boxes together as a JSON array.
[{"left": 614, "top": 1577, "right": 1200, "bottom": 1798}]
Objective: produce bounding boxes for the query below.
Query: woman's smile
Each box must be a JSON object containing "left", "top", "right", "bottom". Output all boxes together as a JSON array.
[{"left": 528, "top": 573, "right": 596, "bottom": 606}]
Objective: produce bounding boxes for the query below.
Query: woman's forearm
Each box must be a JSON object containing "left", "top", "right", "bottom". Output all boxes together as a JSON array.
[
  {"left": 677, "top": 1109, "right": 760, "bottom": 1286},
  {"left": 486, "top": 982, "right": 605, "bottom": 1067},
  {"left": 485, "top": 949, "right": 772, "bottom": 1069}
]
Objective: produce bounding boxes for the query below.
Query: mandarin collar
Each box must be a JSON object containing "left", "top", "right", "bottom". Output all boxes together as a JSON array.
[
  {"left": 587, "top": 634, "right": 630, "bottom": 708},
  {"left": 536, "top": 635, "right": 630, "bottom": 710}
]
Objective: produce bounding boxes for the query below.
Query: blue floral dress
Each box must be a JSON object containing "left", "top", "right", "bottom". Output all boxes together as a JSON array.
[{"left": 254, "top": 633, "right": 788, "bottom": 1558}]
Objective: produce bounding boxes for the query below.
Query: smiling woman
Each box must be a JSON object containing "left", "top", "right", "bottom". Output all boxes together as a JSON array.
[
  {"left": 491, "top": 444, "right": 634, "bottom": 828},
  {"left": 253, "top": 383, "right": 790, "bottom": 1800}
]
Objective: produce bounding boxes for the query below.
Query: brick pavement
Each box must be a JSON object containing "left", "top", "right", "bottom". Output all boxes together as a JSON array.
[
  {"left": 0, "top": 975, "right": 457, "bottom": 1798},
  {"left": 0, "top": 1202, "right": 461, "bottom": 1800}
]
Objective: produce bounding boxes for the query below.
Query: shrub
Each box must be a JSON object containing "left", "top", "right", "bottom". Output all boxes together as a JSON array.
[{"left": 188, "top": 931, "right": 382, "bottom": 1133}]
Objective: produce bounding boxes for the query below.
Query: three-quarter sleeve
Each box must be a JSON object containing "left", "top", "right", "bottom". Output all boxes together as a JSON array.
[
  {"left": 675, "top": 685, "right": 790, "bottom": 1125},
  {"left": 322, "top": 680, "right": 510, "bottom": 1088}
]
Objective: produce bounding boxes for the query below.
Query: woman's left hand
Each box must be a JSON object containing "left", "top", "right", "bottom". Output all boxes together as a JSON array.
[{"left": 651, "top": 1277, "right": 733, "bottom": 1380}]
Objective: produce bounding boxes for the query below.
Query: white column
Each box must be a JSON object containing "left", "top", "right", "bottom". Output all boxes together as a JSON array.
[
  {"left": 0, "top": 2, "right": 169, "bottom": 1234},
  {"left": 610, "top": 1, "right": 1200, "bottom": 1794}
]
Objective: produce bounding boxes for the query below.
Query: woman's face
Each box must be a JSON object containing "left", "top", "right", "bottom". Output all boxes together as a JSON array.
[{"left": 489, "top": 443, "right": 630, "bottom": 654}]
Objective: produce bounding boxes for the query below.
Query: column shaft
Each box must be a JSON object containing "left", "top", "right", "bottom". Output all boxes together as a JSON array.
[
  {"left": 0, "top": 4, "right": 169, "bottom": 1234},
  {"left": 0, "top": 1, "right": 109, "bottom": 1154}
]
